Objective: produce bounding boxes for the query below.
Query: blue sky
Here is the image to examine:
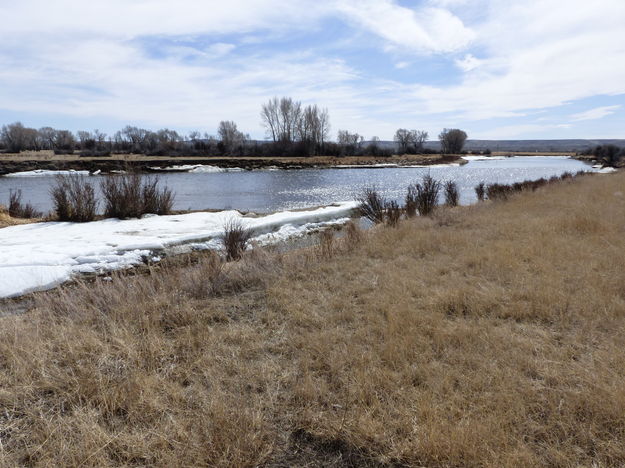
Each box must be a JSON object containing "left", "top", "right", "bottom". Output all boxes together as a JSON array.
[{"left": 0, "top": 0, "right": 624, "bottom": 141}]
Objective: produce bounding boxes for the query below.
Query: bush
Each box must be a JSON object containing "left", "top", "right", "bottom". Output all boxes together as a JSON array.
[
  {"left": 8, "top": 190, "right": 42, "bottom": 218},
  {"left": 475, "top": 182, "right": 486, "bottom": 201},
  {"left": 358, "top": 187, "right": 386, "bottom": 224},
  {"left": 50, "top": 175, "right": 97, "bottom": 222},
  {"left": 444, "top": 180, "right": 460, "bottom": 206},
  {"left": 223, "top": 218, "right": 253, "bottom": 261},
  {"left": 411, "top": 175, "right": 441, "bottom": 216},
  {"left": 101, "top": 173, "right": 174, "bottom": 219},
  {"left": 385, "top": 200, "right": 402, "bottom": 227},
  {"left": 405, "top": 185, "right": 418, "bottom": 218}
]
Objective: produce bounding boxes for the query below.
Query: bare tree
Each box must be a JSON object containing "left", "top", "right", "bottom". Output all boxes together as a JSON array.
[
  {"left": 261, "top": 97, "right": 280, "bottom": 142},
  {"left": 394, "top": 129, "right": 428, "bottom": 154},
  {"left": 52, "top": 130, "right": 76, "bottom": 153},
  {"left": 1, "top": 122, "right": 35, "bottom": 152},
  {"left": 38, "top": 127, "right": 57, "bottom": 150},
  {"left": 337, "top": 130, "right": 363, "bottom": 146},
  {"left": 218, "top": 121, "right": 248, "bottom": 154},
  {"left": 439, "top": 128, "right": 468, "bottom": 154},
  {"left": 296, "top": 104, "right": 331, "bottom": 154}
]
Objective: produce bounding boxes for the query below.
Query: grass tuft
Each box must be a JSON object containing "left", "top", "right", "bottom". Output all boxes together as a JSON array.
[{"left": 222, "top": 218, "right": 253, "bottom": 261}]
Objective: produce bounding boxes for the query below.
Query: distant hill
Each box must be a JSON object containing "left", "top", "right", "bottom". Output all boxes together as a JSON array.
[{"left": 366, "top": 139, "right": 625, "bottom": 152}]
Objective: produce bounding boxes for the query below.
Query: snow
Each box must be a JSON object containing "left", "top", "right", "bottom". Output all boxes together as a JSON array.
[
  {"left": 0, "top": 201, "right": 358, "bottom": 299},
  {"left": 3, "top": 169, "right": 90, "bottom": 177},
  {"left": 461, "top": 155, "right": 507, "bottom": 161},
  {"left": 597, "top": 166, "right": 618, "bottom": 173},
  {"left": 149, "top": 165, "right": 244, "bottom": 173}
]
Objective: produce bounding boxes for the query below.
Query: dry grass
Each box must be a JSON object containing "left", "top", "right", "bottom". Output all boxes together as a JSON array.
[
  {"left": 0, "top": 150, "right": 458, "bottom": 167},
  {"left": 0, "top": 204, "right": 42, "bottom": 228},
  {"left": 1, "top": 172, "right": 625, "bottom": 466}
]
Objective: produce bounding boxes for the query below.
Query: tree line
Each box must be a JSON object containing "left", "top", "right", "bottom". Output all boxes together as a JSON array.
[{"left": 0, "top": 97, "right": 468, "bottom": 157}]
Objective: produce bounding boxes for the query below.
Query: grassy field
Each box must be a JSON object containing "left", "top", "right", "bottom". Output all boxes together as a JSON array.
[{"left": 1, "top": 171, "right": 624, "bottom": 466}]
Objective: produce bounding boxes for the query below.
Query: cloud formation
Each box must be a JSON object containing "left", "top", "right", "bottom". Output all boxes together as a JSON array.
[{"left": 0, "top": 0, "right": 623, "bottom": 139}]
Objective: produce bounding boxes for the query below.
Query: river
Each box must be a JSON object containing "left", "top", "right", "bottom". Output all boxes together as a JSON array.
[{"left": 0, "top": 156, "right": 595, "bottom": 214}]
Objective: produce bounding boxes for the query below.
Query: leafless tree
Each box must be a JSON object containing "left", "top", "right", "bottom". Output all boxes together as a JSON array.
[
  {"left": 38, "top": 127, "right": 57, "bottom": 150},
  {"left": 394, "top": 129, "right": 428, "bottom": 154},
  {"left": 297, "top": 104, "right": 331, "bottom": 153},
  {"left": 1, "top": 122, "right": 37, "bottom": 152},
  {"left": 439, "top": 128, "right": 468, "bottom": 154},
  {"left": 337, "top": 130, "right": 363, "bottom": 146},
  {"left": 53, "top": 130, "right": 76, "bottom": 153},
  {"left": 218, "top": 121, "right": 248, "bottom": 154}
]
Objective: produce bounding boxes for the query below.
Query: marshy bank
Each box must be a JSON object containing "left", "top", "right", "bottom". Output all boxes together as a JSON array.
[{"left": 0, "top": 170, "right": 623, "bottom": 466}]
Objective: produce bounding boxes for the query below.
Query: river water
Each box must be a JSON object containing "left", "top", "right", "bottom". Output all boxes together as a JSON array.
[{"left": 0, "top": 156, "right": 594, "bottom": 214}]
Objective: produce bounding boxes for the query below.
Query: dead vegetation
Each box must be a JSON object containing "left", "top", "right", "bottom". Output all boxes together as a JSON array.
[{"left": 1, "top": 171, "right": 625, "bottom": 467}]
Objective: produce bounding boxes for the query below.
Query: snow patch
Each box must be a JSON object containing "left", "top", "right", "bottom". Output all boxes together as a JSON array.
[
  {"left": 0, "top": 202, "right": 358, "bottom": 299},
  {"left": 461, "top": 155, "right": 507, "bottom": 161},
  {"left": 597, "top": 166, "right": 618, "bottom": 173},
  {"left": 149, "top": 165, "right": 244, "bottom": 173},
  {"left": 3, "top": 169, "right": 90, "bottom": 178}
]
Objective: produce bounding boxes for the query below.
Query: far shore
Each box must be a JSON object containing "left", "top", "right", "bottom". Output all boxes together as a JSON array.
[{"left": 0, "top": 151, "right": 497, "bottom": 175}]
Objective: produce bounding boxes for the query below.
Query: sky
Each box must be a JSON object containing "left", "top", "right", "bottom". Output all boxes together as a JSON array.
[{"left": 0, "top": 0, "right": 624, "bottom": 141}]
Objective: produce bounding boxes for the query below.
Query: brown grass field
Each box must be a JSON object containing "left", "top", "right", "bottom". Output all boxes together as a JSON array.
[{"left": 1, "top": 171, "right": 624, "bottom": 466}]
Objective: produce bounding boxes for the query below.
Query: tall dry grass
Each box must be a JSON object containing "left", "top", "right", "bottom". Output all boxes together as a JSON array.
[{"left": 1, "top": 172, "right": 625, "bottom": 467}]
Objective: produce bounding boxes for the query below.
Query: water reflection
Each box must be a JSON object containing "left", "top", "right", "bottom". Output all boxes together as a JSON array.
[{"left": 0, "top": 157, "right": 594, "bottom": 214}]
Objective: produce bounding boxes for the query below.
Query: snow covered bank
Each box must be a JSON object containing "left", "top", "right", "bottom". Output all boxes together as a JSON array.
[
  {"left": 3, "top": 169, "right": 90, "bottom": 177},
  {"left": 461, "top": 155, "right": 507, "bottom": 161},
  {"left": 0, "top": 202, "right": 358, "bottom": 299},
  {"left": 149, "top": 165, "right": 244, "bottom": 173}
]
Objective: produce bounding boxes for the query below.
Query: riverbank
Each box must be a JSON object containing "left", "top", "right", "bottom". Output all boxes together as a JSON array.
[
  {"left": 0, "top": 170, "right": 623, "bottom": 466},
  {"left": 0, "top": 151, "right": 465, "bottom": 175}
]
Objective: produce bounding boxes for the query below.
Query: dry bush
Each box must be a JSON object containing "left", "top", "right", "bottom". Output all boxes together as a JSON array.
[
  {"left": 50, "top": 175, "right": 97, "bottom": 222},
  {"left": 8, "top": 189, "right": 42, "bottom": 218},
  {"left": 405, "top": 184, "right": 418, "bottom": 217},
  {"left": 443, "top": 180, "right": 460, "bottom": 206},
  {"left": 223, "top": 218, "right": 253, "bottom": 261},
  {"left": 101, "top": 173, "right": 174, "bottom": 219},
  {"left": 4, "top": 171, "right": 625, "bottom": 467},
  {"left": 357, "top": 186, "right": 386, "bottom": 224},
  {"left": 384, "top": 200, "right": 401, "bottom": 227},
  {"left": 475, "top": 181, "right": 486, "bottom": 201},
  {"left": 411, "top": 174, "right": 441, "bottom": 216}
]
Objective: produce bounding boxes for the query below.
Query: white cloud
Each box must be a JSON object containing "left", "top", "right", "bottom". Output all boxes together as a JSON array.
[
  {"left": 571, "top": 105, "right": 621, "bottom": 121},
  {"left": 404, "top": 0, "right": 625, "bottom": 120},
  {"left": 455, "top": 54, "right": 482, "bottom": 72},
  {"left": 335, "top": 0, "right": 475, "bottom": 53},
  {"left": 0, "top": 0, "right": 624, "bottom": 139}
]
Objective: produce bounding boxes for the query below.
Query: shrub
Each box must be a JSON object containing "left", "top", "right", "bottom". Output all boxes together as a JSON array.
[
  {"left": 444, "top": 180, "right": 460, "bottom": 206},
  {"left": 101, "top": 173, "right": 174, "bottom": 219},
  {"left": 385, "top": 200, "right": 402, "bottom": 227},
  {"left": 486, "top": 183, "right": 513, "bottom": 200},
  {"left": 475, "top": 182, "right": 486, "bottom": 201},
  {"left": 223, "top": 218, "right": 253, "bottom": 261},
  {"left": 8, "top": 190, "right": 42, "bottom": 218},
  {"left": 412, "top": 175, "right": 441, "bottom": 216},
  {"left": 50, "top": 175, "right": 97, "bottom": 222},
  {"left": 405, "top": 185, "right": 418, "bottom": 218},
  {"left": 141, "top": 177, "right": 174, "bottom": 215},
  {"left": 357, "top": 187, "right": 386, "bottom": 224}
]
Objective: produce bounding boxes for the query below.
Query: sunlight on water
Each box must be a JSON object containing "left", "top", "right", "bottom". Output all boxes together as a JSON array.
[{"left": 0, "top": 157, "right": 594, "bottom": 214}]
